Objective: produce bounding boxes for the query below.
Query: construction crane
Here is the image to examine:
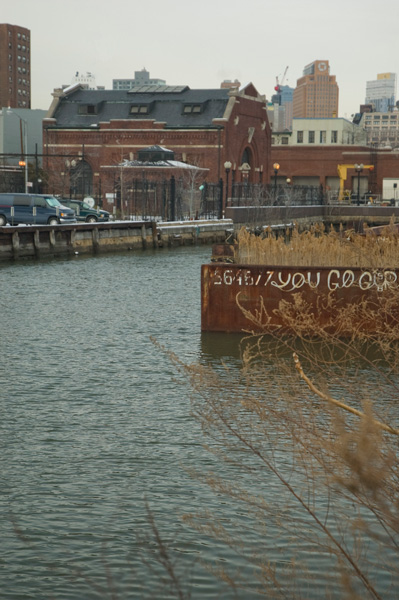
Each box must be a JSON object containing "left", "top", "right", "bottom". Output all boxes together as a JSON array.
[{"left": 274, "top": 66, "right": 289, "bottom": 94}]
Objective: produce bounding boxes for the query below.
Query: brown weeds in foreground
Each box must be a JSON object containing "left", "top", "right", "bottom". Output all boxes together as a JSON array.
[
  {"left": 186, "top": 329, "right": 398, "bottom": 597},
  {"left": 235, "top": 221, "right": 399, "bottom": 269},
  {"left": 152, "top": 275, "right": 399, "bottom": 598}
]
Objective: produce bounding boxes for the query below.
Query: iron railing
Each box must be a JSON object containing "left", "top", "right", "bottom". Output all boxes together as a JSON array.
[
  {"left": 114, "top": 177, "right": 223, "bottom": 221},
  {"left": 230, "top": 183, "right": 324, "bottom": 206}
]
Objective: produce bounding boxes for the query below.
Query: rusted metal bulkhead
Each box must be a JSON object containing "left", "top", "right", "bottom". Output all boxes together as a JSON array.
[{"left": 201, "top": 263, "right": 399, "bottom": 333}]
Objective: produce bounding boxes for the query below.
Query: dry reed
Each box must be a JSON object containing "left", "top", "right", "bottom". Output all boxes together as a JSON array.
[{"left": 235, "top": 221, "right": 399, "bottom": 269}]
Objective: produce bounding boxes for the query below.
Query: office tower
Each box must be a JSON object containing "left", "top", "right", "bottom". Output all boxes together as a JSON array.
[
  {"left": 365, "top": 73, "right": 396, "bottom": 113},
  {"left": 0, "top": 23, "right": 31, "bottom": 109},
  {"left": 293, "top": 60, "right": 338, "bottom": 118}
]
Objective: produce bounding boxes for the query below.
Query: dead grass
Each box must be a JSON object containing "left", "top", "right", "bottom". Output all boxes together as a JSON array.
[{"left": 235, "top": 221, "right": 399, "bottom": 269}]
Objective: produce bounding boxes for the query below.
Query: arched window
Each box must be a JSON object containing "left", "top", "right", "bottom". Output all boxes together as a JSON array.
[
  {"left": 70, "top": 160, "right": 93, "bottom": 198},
  {"left": 240, "top": 147, "right": 253, "bottom": 182},
  {"left": 241, "top": 148, "right": 251, "bottom": 166}
]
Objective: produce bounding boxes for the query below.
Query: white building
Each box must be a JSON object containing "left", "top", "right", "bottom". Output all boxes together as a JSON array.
[
  {"left": 113, "top": 68, "right": 166, "bottom": 91},
  {"left": 272, "top": 118, "right": 367, "bottom": 146},
  {"left": 365, "top": 73, "right": 396, "bottom": 113},
  {"left": 362, "top": 110, "right": 399, "bottom": 148},
  {"left": 71, "top": 71, "right": 98, "bottom": 89}
]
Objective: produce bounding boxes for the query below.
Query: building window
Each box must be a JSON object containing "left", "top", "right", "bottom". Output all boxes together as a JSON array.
[
  {"left": 331, "top": 130, "right": 338, "bottom": 143},
  {"left": 281, "top": 137, "right": 289, "bottom": 145},
  {"left": 130, "top": 104, "right": 150, "bottom": 114},
  {"left": 78, "top": 104, "right": 98, "bottom": 115},
  {"left": 183, "top": 104, "right": 203, "bottom": 114},
  {"left": 320, "top": 130, "right": 326, "bottom": 143},
  {"left": 308, "top": 131, "right": 315, "bottom": 143},
  {"left": 271, "top": 137, "right": 275, "bottom": 144},
  {"left": 297, "top": 131, "right": 303, "bottom": 143}
]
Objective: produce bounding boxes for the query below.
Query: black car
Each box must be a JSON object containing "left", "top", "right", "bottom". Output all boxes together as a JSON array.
[{"left": 61, "top": 199, "right": 110, "bottom": 222}]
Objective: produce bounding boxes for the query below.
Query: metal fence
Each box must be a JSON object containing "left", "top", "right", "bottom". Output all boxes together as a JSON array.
[
  {"left": 116, "top": 179, "right": 326, "bottom": 220},
  {"left": 0, "top": 167, "right": 25, "bottom": 193},
  {"left": 114, "top": 177, "right": 223, "bottom": 221},
  {"left": 230, "top": 183, "right": 324, "bottom": 206}
]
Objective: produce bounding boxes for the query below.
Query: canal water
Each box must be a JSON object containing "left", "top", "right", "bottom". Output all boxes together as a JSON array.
[{"left": 1, "top": 246, "right": 397, "bottom": 599}]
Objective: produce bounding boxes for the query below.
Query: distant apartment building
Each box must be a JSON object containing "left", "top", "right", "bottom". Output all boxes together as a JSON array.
[
  {"left": 272, "top": 118, "right": 366, "bottom": 146},
  {"left": 112, "top": 68, "right": 166, "bottom": 91},
  {"left": 293, "top": 60, "right": 338, "bottom": 119},
  {"left": 0, "top": 23, "right": 31, "bottom": 109},
  {"left": 365, "top": 73, "right": 396, "bottom": 113},
  {"left": 362, "top": 110, "right": 399, "bottom": 148}
]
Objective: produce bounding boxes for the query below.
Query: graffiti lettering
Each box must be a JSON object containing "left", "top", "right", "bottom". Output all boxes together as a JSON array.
[{"left": 212, "top": 267, "right": 398, "bottom": 293}]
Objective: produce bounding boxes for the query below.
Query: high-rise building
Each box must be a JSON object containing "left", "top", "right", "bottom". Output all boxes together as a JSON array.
[
  {"left": 365, "top": 73, "right": 396, "bottom": 113},
  {"left": 112, "top": 68, "right": 166, "bottom": 91},
  {"left": 0, "top": 23, "right": 31, "bottom": 109},
  {"left": 293, "top": 60, "right": 338, "bottom": 118}
]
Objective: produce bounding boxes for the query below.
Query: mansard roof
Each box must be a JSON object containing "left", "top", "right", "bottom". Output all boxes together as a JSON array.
[{"left": 48, "top": 83, "right": 263, "bottom": 129}]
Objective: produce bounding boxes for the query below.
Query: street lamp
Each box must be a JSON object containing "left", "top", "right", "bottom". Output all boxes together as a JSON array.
[
  {"left": 224, "top": 160, "right": 232, "bottom": 218},
  {"left": 65, "top": 159, "right": 77, "bottom": 198},
  {"left": 6, "top": 108, "right": 28, "bottom": 193},
  {"left": 273, "top": 162, "right": 280, "bottom": 202},
  {"left": 354, "top": 163, "right": 364, "bottom": 206}
]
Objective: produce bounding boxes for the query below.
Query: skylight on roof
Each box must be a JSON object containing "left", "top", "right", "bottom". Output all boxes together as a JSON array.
[{"left": 127, "top": 85, "right": 188, "bottom": 94}]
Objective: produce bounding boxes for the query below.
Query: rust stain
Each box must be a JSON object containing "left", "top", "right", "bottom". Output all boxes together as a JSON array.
[{"left": 201, "top": 263, "right": 399, "bottom": 333}]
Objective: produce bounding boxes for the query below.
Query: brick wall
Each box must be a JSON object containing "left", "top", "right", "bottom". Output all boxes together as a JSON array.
[
  {"left": 43, "top": 86, "right": 272, "bottom": 203},
  {"left": 271, "top": 145, "right": 399, "bottom": 195}
]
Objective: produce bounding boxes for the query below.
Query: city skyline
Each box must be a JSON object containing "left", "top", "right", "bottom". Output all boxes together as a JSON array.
[{"left": 1, "top": 0, "right": 398, "bottom": 119}]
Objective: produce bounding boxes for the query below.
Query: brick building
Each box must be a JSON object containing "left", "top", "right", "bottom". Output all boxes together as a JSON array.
[
  {"left": 43, "top": 82, "right": 271, "bottom": 209},
  {"left": 0, "top": 23, "right": 31, "bottom": 109},
  {"left": 293, "top": 60, "right": 338, "bottom": 119},
  {"left": 271, "top": 145, "right": 399, "bottom": 199}
]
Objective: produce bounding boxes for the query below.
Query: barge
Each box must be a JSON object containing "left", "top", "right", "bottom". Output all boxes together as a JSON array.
[{"left": 201, "top": 243, "right": 399, "bottom": 334}]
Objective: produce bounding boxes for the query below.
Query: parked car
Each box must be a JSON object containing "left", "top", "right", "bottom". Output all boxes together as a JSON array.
[
  {"left": 60, "top": 199, "right": 110, "bottom": 222},
  {"left": 0, "top": 193, "right": 76, "bottom": 226}
]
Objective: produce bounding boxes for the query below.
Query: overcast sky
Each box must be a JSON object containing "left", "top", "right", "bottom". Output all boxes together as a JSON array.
[{"left": 3, "top": 0, "right": 398, "bottom": 118}]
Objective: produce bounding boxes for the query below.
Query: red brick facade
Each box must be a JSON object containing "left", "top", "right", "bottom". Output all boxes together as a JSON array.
[
  {"left": 43, "top": 83, "right": 272, "bottom": 209},
  {"left": 0, "top": 24, "right": 31, "bottom": 109},
  {"left": 271, "top": 145, "right": 399, "bottom": 196}
]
